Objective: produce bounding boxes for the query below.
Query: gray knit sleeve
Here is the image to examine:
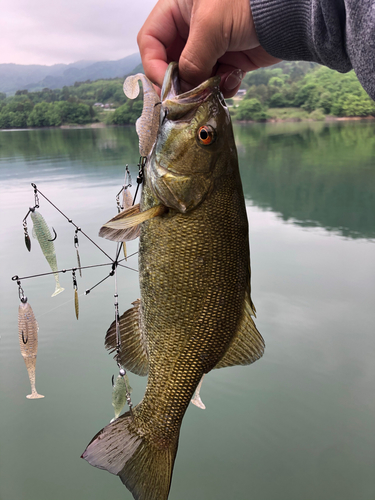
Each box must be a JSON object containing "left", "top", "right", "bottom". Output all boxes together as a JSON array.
[{"left": 251, "top": 0, "right": 375, "bottom": 99}]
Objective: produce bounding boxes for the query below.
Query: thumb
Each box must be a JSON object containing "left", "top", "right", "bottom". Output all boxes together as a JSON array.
[{"left": 178, "top": 8, "right": 226, "bottom": 89}]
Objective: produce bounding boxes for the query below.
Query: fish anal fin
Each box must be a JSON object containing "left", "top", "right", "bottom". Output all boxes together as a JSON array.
[
  {"left": 99, "top": 204, "right": 166, "bottom": 242},
  {"left": 105, "top": 299, "right": 149, "bottom": 376},
  {"left": 214, "top": 293, "right": 265, "bottom": 369}
]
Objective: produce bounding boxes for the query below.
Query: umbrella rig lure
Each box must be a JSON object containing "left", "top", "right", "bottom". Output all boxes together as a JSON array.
[{"left": 12, "top": 159, "right": 147, "bottom": 421}]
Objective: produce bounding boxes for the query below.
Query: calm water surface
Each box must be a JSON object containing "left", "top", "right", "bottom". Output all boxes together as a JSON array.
[{"left": 0, "top": 122, "right": 374, "bottom": 500}]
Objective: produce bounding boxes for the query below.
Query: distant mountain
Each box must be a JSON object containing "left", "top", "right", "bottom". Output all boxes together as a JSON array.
[{"left": 0, "top": 53, "right": 141, "bottom": 94}]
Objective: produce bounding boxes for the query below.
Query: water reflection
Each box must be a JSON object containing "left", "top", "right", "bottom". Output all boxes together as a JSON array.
[
  {"left": 235, "top": 121, "right": 375, "bottom": 239},
  {"left": 1, "top": 121, "right": 373, "bottom": 239}
]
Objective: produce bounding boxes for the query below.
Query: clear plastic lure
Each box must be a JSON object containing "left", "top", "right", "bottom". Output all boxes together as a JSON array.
[
  {"left": 123, "top": 74, "right": 160, "bottom": 157},
  {"left": 18, "top": 299, "right": 44, "bottom": 399}
]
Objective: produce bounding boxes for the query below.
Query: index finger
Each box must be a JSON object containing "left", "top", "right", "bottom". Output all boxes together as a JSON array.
[{"left": 137, "top": 0, "right": 188, "bottom": 88}]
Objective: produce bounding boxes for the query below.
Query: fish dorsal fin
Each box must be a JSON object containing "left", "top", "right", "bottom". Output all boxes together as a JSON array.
[
  {"left": 99, "top": 204, "right": 166, "bottom": 241},
  {"left": 214, "top": 292, "right": 265, "bottom": 369},
  {"left": 105, "top": 299, "right": 149, "bottom": 376}
]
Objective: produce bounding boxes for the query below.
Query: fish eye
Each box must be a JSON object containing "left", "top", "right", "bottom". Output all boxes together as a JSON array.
[{"left": 197, "top": 125, "right": 215, "bottom": 146}]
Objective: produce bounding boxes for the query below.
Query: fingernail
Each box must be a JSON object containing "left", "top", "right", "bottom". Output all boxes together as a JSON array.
[{"left": 224, "top": 69, "right": 245, "bottom": 91}]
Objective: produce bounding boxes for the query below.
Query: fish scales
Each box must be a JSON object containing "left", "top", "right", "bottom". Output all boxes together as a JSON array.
[
  {"left": 83, "top": 63, "right": 264, "bottom": 500},
  {"left": 136, "top": 168, "right": 249, "bottom": 438}
]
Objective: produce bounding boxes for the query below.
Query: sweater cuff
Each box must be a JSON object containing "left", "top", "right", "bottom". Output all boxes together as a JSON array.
[
  {"left": 251, "top": 0, "right": 317, "bottom": 61},
  {"left": 251, "top": 0, "right": 352, "bottom": 72}
]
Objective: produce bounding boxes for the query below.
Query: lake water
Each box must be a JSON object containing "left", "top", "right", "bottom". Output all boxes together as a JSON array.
[{"left": 0, "top": 122, "right": 374, "bottom": 500}]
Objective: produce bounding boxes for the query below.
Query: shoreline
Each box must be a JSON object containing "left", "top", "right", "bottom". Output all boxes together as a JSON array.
[
  {"left": 236, "top": 115, "right": 375, "bottom": 124},
  {"left": 1, "top": 116, "right": 374, "bottom": 132}
]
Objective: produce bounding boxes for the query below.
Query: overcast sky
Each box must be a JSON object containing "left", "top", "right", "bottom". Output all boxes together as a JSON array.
[{"left": 0, "top": 0, "right": 157, "bottom": 66}]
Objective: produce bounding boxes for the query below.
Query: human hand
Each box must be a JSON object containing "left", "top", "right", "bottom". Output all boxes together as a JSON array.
[{"left": 137, "top": 0, "right": 281, "bottom": 98}]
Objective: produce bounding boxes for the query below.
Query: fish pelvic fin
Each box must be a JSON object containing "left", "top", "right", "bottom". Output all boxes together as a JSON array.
[
  {"left": 214, "top": 291, "right": 265, "bottom": 369},
  {"left": 82, "top": 407, "right": 179, "bottom": 500},
  {"left": 99, "top": 204, "right": 167, "bottom": 242},
  {"left": 105, "top": 299, "right": 149, "bottom": 376},
  {"left": 191, "top": 375, "right": 206, "bottom": 409}
]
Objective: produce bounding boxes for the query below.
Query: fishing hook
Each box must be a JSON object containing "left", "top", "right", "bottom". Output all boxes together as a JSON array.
[
  {"left": 47, "top": 227, "right": 57, "bottom": 242},
  {"left": 22, "top": 330, "right": 28, "bottom": 344}
]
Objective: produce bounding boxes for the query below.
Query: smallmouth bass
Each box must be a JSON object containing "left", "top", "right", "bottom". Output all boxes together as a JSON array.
[{"left": 82, "top": 63, "right": 265, "bottom": 500}]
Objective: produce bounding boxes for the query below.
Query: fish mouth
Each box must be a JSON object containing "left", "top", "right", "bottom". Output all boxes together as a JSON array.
[{"left": 160, "top": 62, "right": 220, "bottom": 113}]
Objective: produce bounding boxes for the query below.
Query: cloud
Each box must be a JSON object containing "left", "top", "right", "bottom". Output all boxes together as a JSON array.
[{"left": 0, "top": 0, "right": 158, "bottom": 65}]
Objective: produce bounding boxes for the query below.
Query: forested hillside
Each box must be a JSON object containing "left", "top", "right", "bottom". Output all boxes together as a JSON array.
[
  {"left": 233, "top": 62, "right": 375, "bottom": 121},
  {"left": 0, "top": 62, "right": 374, "bottom": 129},
  {"left": 0, "top": 78, "right": 141, "bottom": 128}
]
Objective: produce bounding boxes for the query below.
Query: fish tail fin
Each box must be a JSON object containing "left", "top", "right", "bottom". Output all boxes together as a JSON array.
[
  {"left": 51, "top": 285, "right": 64, "bottom": 297},
  {"left": 82, "top": 406, "right": 179, "bottom": 500},
  {"left": 26, "top": 392, "right": 45, "bottom": 399}
]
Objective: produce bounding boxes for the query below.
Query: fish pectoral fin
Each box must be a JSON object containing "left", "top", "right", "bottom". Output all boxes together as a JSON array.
[
  {"left": 99, "top": 204, "right": 166, "bottom": 241},
  {"left": 99, "top": 204, "right": 141, "bottom": 241},
  {"left": 214, "top": 292, "right": 265, "bottom": 369},
  {"left": 105, "top": 299, "right": 149, "bottom": 376}
]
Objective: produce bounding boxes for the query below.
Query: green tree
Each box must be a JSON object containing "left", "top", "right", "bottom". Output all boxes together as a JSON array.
[
  {"left": 318, "top": 92, "right": 333, "bottom": 114},
  {"left": 269, "top": 92, "right": 287, "bottom": 107},
  {"left": 112, "top": 100, "right": 143, "bottom": 125},
  {"left": 234, "top": 98, "right": 268, "bottom": 121},
  {"left": 27, "top": 102, "right": 51, "bottom": 127},
  {"left": 9, "top": 111, "right": 28, "bottom": 128},
  {"left": 65, "top": 102, "right": 92, "bottom": 124},
  {"left": 5, "top": 95, "right": 34, "bottom": 113},
  {"left": 0, "top": 111, "right": 11, "bottom": 128},
  {"left": 331, "top": 94, "right": 375, "bottom": 117},
  {"left": 268, "top": 76, "right": 286, "bottom": 88},
  {"left": 293, "top": 83, "right": 320, "bottom": 111}
]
